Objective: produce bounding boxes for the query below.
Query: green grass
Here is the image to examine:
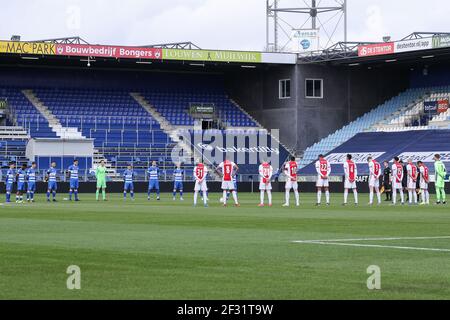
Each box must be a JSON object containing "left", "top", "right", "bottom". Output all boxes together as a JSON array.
[{"left": 0, "top": 192, "right": 450, "bottom": 300}]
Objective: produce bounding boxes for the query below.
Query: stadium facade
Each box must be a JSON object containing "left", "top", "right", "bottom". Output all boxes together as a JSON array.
[{"left": 1, "top": 33, "right": 450, "bottom": 192}]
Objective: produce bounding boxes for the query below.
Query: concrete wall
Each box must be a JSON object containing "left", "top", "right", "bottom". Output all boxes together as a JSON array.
[{"left": 225, "top": 63, "right": 410, "bottom": 153}]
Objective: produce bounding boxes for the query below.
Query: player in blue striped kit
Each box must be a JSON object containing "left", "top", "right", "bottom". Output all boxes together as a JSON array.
[
  {"left": 26, "top": 162, "right": 37, "bottom": 202},
  {"left": 16, "top": 163, "right": 27, "bottom": 203},
  {"left": 123, "top": 165, "right": 135, "bottom": 201},
  {"left": 46, "top": 162, "right": 58, "bottom": 202},
  {"left": 147, "top": 161, "right": 160, "bottom": 201},
  {"left": 68, "top": 159, "right": 80, "bottom": 201},
  {"left": 5, "top": 162, "right": 16, "bottom": 203},
  {"left": 173, "top": 163, "right": 184, "bottom": 201}
]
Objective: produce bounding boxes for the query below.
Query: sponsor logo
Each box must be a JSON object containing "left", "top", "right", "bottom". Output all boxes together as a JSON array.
[
  {"left": 325, "top": 152, "right": 385, "bottom": 164},
  {"left": 55, "top": 44, "right": 162, "bottom": 60},
  {"left": 398, "top": 152, "right": 450, "bottom": 163},
  {"left": 438, "top": 99, "right": 449, "bottom": 113},
  {"left": 0, "top": 41, "right": 56, "bottom": 55},
  {"left": 162, "top": 49, "right": 262, "bottom": 63},
  {"left": 394, "top": 38, "right": 432, "bottom": 53},
  {"left": 196, "top": 143, "right": 279, "bottom": 155},
  {"left": 358, "top": 43, "right": 394, "bottom": 57},
  {"left": 433, "top": 35, "right": 450, "bottom": 49},
  {"left": 300, "top": 39, "right": 311, "bottom": 50}
]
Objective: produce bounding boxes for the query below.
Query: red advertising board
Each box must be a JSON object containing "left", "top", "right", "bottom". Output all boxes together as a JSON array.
[
  {"left": 55, "top": 44, "right": 162, "bottom": 60},
  {"left": 358, "top": 42, "right": 395, "bottom": 57},
  {"left": 438, "top": 99, "right": 449, "bottom": 114}
]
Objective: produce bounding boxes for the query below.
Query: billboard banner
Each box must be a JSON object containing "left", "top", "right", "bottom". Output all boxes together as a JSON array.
[
  {"left": 358, "top": 43, "right": 394, "bottom": 57},
  {"left": 55, "top": 44, "right": 162, "bottom": 60},
  {"left": 0, "top": 41, "right": 56, "bottom": 55},
  {"left": 325, "top": 152, "right": 386, "bottom": 164},
  {"left": 162, "top": 49, "right": 262, "bottom": 63},
  {"left": 424, "top": 101, "right": 438, "bottom": 114},
  {"left": 433, "top": 35, "right": 450, "bottom": 49},
  {"left": 291, "top": 29, "right": 319, "bottom": 53},
  {"left": 394, "top": 38, "right": 433, "bottom": 53},
  {"left": 438, "top": 99, "right": 449, "bottom": 114}
]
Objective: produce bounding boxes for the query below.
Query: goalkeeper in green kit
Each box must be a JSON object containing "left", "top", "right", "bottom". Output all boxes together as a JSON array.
[
  {"left": 434, "top": 154, "right": 447, "bottom": 205},
  {"left": 96, "top": 160, "right": 108, "bottom": 201}
]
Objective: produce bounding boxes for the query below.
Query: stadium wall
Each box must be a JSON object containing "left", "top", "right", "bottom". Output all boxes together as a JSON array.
[
  {"left": 0, "top": 181, "right": 447, "bottom": 194},
  {"left": 226, "top": 64, "right": 410, "bottom": 153}
]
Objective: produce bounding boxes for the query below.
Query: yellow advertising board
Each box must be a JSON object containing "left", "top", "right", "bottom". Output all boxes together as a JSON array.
[
  {"left": 0, "top": 41, "right": 56, "bottom": 55},
  {"left": 163, "top": 49, "right": 262, "bottom": 63}
]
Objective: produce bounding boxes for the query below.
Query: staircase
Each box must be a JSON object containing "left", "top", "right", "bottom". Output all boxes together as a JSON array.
[
  {"left": 130, "top": 92, "right": 221, "bottom": 180},
  {"left": 22, "top": 90, "right": 85, "bottom": 139}
]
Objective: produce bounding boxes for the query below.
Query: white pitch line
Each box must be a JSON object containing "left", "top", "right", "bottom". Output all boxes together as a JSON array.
[
  {"left": 293, "top": 241, "right": 450, "bottom": 253},
  {"left": 293, "top": 236, "right": 450, "bottom": 243}
]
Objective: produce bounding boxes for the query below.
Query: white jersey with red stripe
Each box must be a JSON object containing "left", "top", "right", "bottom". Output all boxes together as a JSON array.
[
  {"left": 315, "top": 159, "right": 331, "bottom": 187},
  {"left": 406, "top": 163, "right": 418, "bottom": 189},
  {"left": 392, "top": 162, "right": 404, "bottom": 189},
  {"left": 284, "top": 161, "right": 298, "bottom": 190},
  {"left": 218, "top": 160, "right": 236, "bottom": 182},
  {"left": 343, "top": 160, "right": 358, "bottom": 189},
  {"left": 194, "top": 164, "right": 208, "bottom": 191},
  {"left": 419, "top": 165, "right": 429, "bottom": 190},
  {"left": 259, "top": 163, "right": 273, "bottom": 190},
  {"left": 368, "top": 160, "right": 381, "bottom": 187}
]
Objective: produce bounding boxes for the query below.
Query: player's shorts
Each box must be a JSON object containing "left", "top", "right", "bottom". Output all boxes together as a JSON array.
[
  {"left": 27, "top": 182, "right": 36, "bottom": 192},
  {"left": 285, "top": 180, "right": 298, "bottom": 190},
  {"left": 70, "top": 179, "right": 79, "bottom": 189},
  {"left": 96, "top": 179, "right": 106, "bottom": 189},
  {"left": 369, "top": 177, "right": 380, "bottom": 188},
  {"left": 221, "top": 181, "right": 236, "bottom": 190},
  {"left": 420, "top": 181, "right": 429, "bottom": 190},
  {"left": 407, "top": 179, "right": 417, "bottom": 189},
  {"left": 392, "top": 181, "right": 403, "bottom": 189},
  {"left": 344, "top": 180, "right": 357, "bottom": 189},
  {"left": 148, "top": 180, "right": 160, "bottom": 190},
  {"left": 259, "top": 182, "right": 272, "bottom": 191},
  {"left": 6, "top": 183, "right": 14, "bottom": 193},
  {"left": 48, "top": 181, "right": 57, "bottom": 191},
  {"left": 17, "top": 182, "right": 26, "bottom": 192},
  {"left": 194, "top": 180, "right": 208, "bottom": 192},
  {"left": 436, "top": 178, "right": 445, "bottom": 189},
  {"left": 124, "top": 182, "right": 134, "bottom": 191},
  {"left": 173, "top": 181, "right": 183, "bottom": 190},
  {"left": 316, "top": 177, "right": 329, "bottom": 188}
]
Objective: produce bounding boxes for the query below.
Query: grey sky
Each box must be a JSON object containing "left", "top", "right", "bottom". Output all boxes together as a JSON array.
[{"left": 0, "top": 0, "right": 448, "bottom": 51}]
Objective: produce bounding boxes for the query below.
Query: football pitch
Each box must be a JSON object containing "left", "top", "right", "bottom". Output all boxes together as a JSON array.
[{"left": 1, "top": 192, "right": 450, "bottom": 300}]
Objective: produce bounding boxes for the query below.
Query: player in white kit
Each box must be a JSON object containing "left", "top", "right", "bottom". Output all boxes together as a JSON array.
[
  {"left": 283, "top": 156, "right": 300, "bottom": 207},
  {"left": 417, "top": 161, "right": 430, "bottom": 205},
  {"left": 406, "top": 159, "right": 418, "bottom": 205},
  {"left": 258, "top": 161, "right": 273, "bottom": 207},
  {"left": 343, "top": 154, "right": 358, "bottom": 205},
  {"left": 217, "top": 159, "right": 240, "bottom": 207},
  {"left": 391, "top": 157, "right": 405, "bottom": 205},
  {"left": 193, "top": 162, "right": 208, "bottom": 207},
  {"left": 315, "top": 154, "right": 331, "bottom": 206},
  {"left": 367, "top": 157, "right": 382, "bottom": 205}
]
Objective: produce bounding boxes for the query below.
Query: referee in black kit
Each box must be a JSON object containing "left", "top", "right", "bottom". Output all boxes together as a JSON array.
[{"left": 383, "top": 161, "right": 392, "bottom": 201}]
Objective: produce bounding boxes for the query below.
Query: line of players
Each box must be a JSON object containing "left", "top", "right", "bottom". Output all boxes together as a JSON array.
[
  {"left": 4, "top": 154, "right": 446, "bottom": 206},
  {"left": 4, "top": 160, "right": 80, "bottom": 203},
  {"left": 314, "top": 153, "right": 447, "bottom": 206}
]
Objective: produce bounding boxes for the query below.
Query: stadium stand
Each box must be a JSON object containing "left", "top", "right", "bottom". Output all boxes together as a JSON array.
[
  {"left": 140, "top": 91, "right": 258, "bottom": 127},
  {"left": 299, "top": 130, "right": 450, "bottom": 176},
  {"left": 299, "top": 86, "right": 448, "bottom": 168}
]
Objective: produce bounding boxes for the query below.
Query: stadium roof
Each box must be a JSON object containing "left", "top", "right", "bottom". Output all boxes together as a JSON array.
[
  {"left": 0, "top": 36, "right": 297, "bottom": 66},
  {"left": 298, "top": 32, "right": 450, "bottom": 65}
]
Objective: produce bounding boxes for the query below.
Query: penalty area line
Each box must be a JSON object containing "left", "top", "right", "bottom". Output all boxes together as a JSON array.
[{"left": 292, "top": 236, "right": 450, "bottom": 253}]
